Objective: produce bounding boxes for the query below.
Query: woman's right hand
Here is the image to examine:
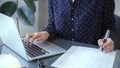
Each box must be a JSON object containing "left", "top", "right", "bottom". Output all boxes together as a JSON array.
[{"left": 25, "top": 31, "right": 49, "bottom": 46}]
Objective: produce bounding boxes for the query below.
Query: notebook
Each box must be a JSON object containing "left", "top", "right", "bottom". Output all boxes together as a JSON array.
[
  {"left": 0, "top": 13, "right": 66, "bottom": 61},
  {"left": 51, "top": 46, "right": 116, "bottom": 68}
]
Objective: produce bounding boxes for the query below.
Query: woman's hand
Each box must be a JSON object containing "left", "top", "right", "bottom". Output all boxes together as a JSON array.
[
  {"left": 25, "top": 31, "right": 49, "bottom": 46},
  {"left": 98, "top": 38, "right": 114, "bottom": 52}
]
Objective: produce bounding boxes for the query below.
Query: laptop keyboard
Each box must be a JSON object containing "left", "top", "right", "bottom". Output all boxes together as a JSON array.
[{"left": 22, "top": 40, "right": 49, "bottom": 58}]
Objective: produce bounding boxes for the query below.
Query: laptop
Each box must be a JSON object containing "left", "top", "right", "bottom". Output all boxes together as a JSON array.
[{"left": 0, "top": 13, "right": 66, "bottom": 61}]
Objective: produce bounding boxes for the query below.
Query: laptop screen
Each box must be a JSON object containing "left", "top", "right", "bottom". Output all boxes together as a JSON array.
[{"left": 0, "top": 13, "right": 28, "bottom": 61}]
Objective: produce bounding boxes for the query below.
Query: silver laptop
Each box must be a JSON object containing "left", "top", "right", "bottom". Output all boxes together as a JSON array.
[{"left": 0, "top": 13, "right": 66, "bottom": 61}]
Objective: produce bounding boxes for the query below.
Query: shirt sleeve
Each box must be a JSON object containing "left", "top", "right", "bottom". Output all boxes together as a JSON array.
[
  {"left": 101, "top": 0, "right": 119, "bottom": 49},
  {"left": 44, "top": 0, "right": 56, "bottom": 40}
]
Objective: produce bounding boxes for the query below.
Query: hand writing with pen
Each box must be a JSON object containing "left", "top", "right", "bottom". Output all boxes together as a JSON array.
[{"left": 98, "top": 30, "right": 114, "bottom": 53}]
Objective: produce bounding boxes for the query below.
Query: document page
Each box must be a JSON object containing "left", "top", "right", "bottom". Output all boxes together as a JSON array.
[{"left": 51, "top": 46, "right": 116, "bottom": 68}]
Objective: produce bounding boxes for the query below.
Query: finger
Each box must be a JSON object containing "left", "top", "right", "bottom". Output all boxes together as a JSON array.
[
  {"left": 98, "top": 39, "right": 104, "bottom": 47},
  {"left": 30, "top": 33, "right": 41, "bottom": 45},
  {"left": 102, "top": 38, "right": 113, "bottom": 48},
  {"left": 25, "top": 33, "right": 34, "bottom": 45},
  {"left": 102, "top": 38, "right": 114, "bottom": 52},
  {"left": 25, "top": 33, "right": 33, "bottom": 42},
  {"left": 103, "top": 45, "right": 114, "bottom": 53}
]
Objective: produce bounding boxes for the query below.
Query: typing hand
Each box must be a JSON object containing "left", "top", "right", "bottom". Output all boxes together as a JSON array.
[
  {"left": 25, "top": 31, "right": 49, "bottom": 46},
  {"left": 98, "top": 38, "right": 114, "bottom": 52}
]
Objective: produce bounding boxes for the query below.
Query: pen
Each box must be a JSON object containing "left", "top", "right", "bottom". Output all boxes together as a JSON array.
[{"left": 100, "top": 29, "right": 110, "bottom": 51}]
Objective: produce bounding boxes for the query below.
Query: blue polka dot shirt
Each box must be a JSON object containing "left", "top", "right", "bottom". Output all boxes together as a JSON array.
[{"left": 45, "top": 0, "right": 116, "bottom": 45}]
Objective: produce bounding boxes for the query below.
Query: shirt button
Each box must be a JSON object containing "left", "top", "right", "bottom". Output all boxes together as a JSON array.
[
  {"left": 72, "top": 7, "right": 74, "bottom": 10},
  {"left": 72, "top": 0, "right": 75, "bottom": 2},
  {"left": 71, "top": 29, "right": 74, "bottom": 31},
  {"left": 72, "top": 39, "right": 74, "bottom": 41},
  {"left": 71, "top": 18, "right": 74, "bottom": 21}
]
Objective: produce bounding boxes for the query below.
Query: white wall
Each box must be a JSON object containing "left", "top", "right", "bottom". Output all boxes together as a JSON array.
[
  {"left": 18, "top": 0, "right": 40, "bottom": 37},
  {"left": 19, "top": 0, "right": 48, "bottom": 36},
  {"left": 18, "top": 0, "right": 48, "bottom": 36},
  {"left": 38, "top": 0, "right": 48, "bottom": 31},
  {"left": 115, "top": 0, "right": 120, "bottom": 16}
]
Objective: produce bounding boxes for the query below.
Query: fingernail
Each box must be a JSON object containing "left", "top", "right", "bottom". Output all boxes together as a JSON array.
[
  {"left": 30, "top": 43, "right": 32, "bottom": 46},
  {"left": 100, "top": 42, "right": 103, "bottom": 45}
]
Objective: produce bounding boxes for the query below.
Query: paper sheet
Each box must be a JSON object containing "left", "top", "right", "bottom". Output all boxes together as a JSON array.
[{"left": 51, "top": 46, "right": 116, "bottom": 68}]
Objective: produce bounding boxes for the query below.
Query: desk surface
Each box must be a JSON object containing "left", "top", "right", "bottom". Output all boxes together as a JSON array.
[{"left": 0, "top": 39, "right": 120, "bottom": 68}]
